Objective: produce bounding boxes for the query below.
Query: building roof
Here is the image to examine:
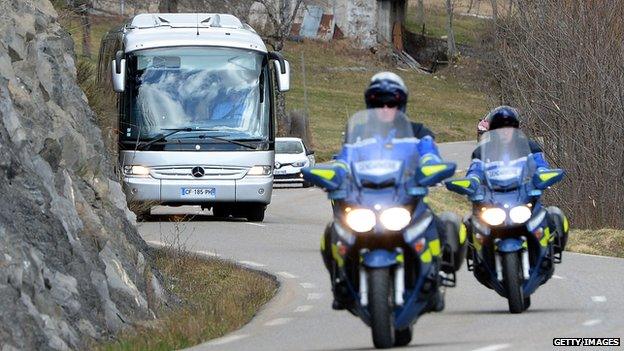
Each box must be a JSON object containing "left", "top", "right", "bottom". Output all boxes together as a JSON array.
[{"left": 123, "top": 13, "right": 267, "bottom": 53}]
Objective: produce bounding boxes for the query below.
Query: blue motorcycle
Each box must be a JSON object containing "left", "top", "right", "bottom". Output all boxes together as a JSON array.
[
  {"left": 303, "top": 109, "right": 465, "bottom": 348},
  {"left": 445, "top": 128, "right": 566, "bottom": 313}
]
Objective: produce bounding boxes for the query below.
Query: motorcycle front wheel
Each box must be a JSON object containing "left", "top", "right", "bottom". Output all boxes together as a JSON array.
[
  {"left": 502, "top": 252, "right": 525, "bottom": 313},
  {"left": 368, "top": 268, "right": 394, "bottom": 349}
]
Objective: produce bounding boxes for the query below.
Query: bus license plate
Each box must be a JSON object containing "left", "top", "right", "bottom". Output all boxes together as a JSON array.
[{"left": 180, "top": 188, "right": 216, "bottom": 199}]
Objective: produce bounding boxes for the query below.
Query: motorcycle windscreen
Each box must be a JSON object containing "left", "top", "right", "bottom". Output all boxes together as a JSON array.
[
  {"left": 343, "top": 109, "right": 419, "bottom": 187},
  {"left": 479, "top": 128, "right": 532, "bottom": 190}
]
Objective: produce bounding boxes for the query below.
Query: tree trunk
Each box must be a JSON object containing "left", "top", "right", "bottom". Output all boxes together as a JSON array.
[
  {"left": 417, "top": 0, "right": 425, "bottom": 34},
  {"left": 491, "top": 0, "right": 498, "bottom": 21},
  {"left": 159, "top": 0, "right": 178, "bottom": 13},
  {"left": 445, "top": 0, "right": 457, "bottom": 60},
  {"left": 275, "top": 91, "right": 288, "bottom": 137},
  {"left": 80, "top": 10, "right": 91, "bottom": 58}
]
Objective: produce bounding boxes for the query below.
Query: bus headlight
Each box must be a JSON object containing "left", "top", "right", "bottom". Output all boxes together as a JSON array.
[
  {"left": 123, "top": 165, "right": 150, "bottom": 176},
  {"left": 481, "top": 208, "right": 506, "bottom": 226},
  {"left": 510, "top": 205, "right": 532, "bottom": 224},
  {"left": 248, "top": 165, "right": 272, "bottom": 176},
  {"left": 345, "top": 209, "right": 376, "bottom": 233},
  {"left": 380, "top": 207, "right": 411, "bottom": 231}
]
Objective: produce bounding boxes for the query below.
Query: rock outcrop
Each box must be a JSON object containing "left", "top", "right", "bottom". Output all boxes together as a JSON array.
[{"left": 0, "top": 1, "right": 167, "bottom": 349}]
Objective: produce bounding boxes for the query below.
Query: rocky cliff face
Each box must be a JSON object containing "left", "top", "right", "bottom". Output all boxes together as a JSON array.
[{"left": 0, "top": 1, "right": 166, "bottom": 349}]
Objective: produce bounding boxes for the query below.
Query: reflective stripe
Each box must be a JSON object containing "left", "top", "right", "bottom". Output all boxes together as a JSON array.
[
  {"left": 540, "top": 227, "right": 551, "bottom": 247},
  {"left": 452, "top": 180, "right": 471, "bottom": 188},
  {"left": 311, "top": 169, "right": 335, "bottom": 180},
  {"left": 320, "top": 235, "right": 325, "bottom": 251},
  {"left": 331, "top": 244, "right": 344, "bottom": 267},
  {"left": 396, "top": 253, "right": 404, "bottom": 263},
  {"left": 538, "top": 171, "right": 560, "bottom": 182},
  {"left": 429, "top": 239, "right": 441, "bottom": 256},
  {"left": 420, "top": 249, "right": 432, "bottom": 263},
  {"left": 522, "top": 240, "right": 528, "bottom": 249},
  {"left": 421, "top": 164, "right": 447, "bottom": 177},
  {"left": 473, "top": 233, "right": 482, "bottom": 251},
  {"left": 563, "top": 216, "right": 569, "bottom": 233},
  {"left": 459, "top": 224, "right": 467, "bottom": 244}
]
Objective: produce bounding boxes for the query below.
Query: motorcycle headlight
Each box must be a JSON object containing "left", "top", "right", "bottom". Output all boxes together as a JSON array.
[
  {"left": 345, "top": 208, "right": 376, "bottom": 233},
  {"left": 379, "top": 207, "right": 411, "bottom": 231},
  {"left": 510, "top": 205, "right": 532, "bottom": 224},
  {"left": 481, "top": 207, "right": 506, "bottom": 226}
]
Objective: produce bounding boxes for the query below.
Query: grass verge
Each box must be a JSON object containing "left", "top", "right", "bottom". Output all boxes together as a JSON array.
[
  {"left": 97, "top": 249, "right": 278, "bottom": 351},
  {"left": 284, "top": 40, "right": 487, "bottom": 161}
]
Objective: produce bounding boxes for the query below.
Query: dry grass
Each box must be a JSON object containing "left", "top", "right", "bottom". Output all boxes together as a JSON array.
[
  {"left": 97, "top": 249, "right": 278, "bottom": 351},
  {"left": 427, "top": 186, "right": 471, "bottom": 215},
  {"left": 567, "top": 229, "right": 624, "bottom": 258}
]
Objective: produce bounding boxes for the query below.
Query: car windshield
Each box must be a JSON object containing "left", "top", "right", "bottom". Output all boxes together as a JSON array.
[
  {"left": 121, "top": 47, "right": 270, "bottom": 143},
  {"left": 276, "top": 140, "right": 303, "bottom": 154},
  {"left": 479, "top": 128, "right": 532, "bottom": 190}
]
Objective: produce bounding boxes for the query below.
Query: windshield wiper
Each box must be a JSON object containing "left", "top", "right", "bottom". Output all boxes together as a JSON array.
[
  {"left": 136, "top": 127, "right": 214, "bottom": 151},
  {"left": 173, "top": 134, "right": 260, "bottom": 150}
]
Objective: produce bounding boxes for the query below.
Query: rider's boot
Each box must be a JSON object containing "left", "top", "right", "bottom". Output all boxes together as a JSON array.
[{"left": 321, "top": 223, "right": 350, "bottom": 310}]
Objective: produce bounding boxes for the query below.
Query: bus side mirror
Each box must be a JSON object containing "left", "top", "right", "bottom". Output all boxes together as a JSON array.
[
  {"left": 273, "top": 60, "right": 290, "bottom": 92},
  {"left": 269, "top": 51, "right": 290, "bottom": 92},
  {"left": 111, "top": 50, "right": 126, "bottom": 93}
]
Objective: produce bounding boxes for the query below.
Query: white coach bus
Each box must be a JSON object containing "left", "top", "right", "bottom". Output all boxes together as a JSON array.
[{"left": 98, "top": 13, "right": 290, "bottom": 222}]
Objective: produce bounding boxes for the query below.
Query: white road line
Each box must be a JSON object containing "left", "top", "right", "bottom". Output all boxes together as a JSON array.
[
  {"left": 294, "top": 305, "right": 314, "bottom": 313},
  {"left": 307, "top": 292, "right": 323, "bottom": 300},
  {"left": 277, "top": 271, "right": 298, "bottom": 279},
  {"left": 308, "top": 188, "right": 315, "bottom": 192},
  {"left": 239, "top": 260, "right": 266, "bottom": 268},
  {"left": 246, "top": 222, "right": 266, "bottom": 227},
  {"left": 471, "top": 344, "right": 511, "bottom": 351},
  {"left": 591, "top": 296, "right": 607, "bottom": 303},
  {"left": 552, "top": 274, "right": 565, "bottom": 279},
  {"left": 582, "top": 319, "right": 602, "bottom": 327},
  {"left": 300, "top": 282, "right": 316, "bottom": 289},
  {"left": 210, "top": 334, "right": 249, "bottom": 345},
  {"left": 264, "top": 317, "right": 293, "bottom": 326},
  {"left": 197, "top": 250, "right": 221, "bottom": 257}
]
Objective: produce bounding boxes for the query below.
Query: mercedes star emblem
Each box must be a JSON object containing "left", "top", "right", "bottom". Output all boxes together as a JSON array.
[{"left": 191, "top": 166, "right": 205, "bottom": 178}]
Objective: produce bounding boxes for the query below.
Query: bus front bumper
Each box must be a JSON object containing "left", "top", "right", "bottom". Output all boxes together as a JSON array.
[{"left": 123, "top": 176, "right": 273, "bottom": 205}]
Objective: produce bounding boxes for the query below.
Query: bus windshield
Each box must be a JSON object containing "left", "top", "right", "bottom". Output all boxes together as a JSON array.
[{"left": 121, "top": 46, "right": 270, "bottom": 147}]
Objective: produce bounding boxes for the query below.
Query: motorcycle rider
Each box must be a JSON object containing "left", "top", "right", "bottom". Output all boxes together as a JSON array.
[
  {"left": 464, "top": 106, "right": 569, "bottom": 253},
  {"left": 321, "top": 72, "right": 464, "bottom": 310}
]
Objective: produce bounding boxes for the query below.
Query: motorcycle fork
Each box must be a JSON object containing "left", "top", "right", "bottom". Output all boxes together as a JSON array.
[
  {"left": 493, "top": 237, "right": 530, "bottom": 281},
  {"left": 358, "top": 249, "right": 405, "bottom": 307}
]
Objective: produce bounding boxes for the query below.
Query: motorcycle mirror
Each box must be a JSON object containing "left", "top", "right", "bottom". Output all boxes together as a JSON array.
[
  {"left": 417, "top": 162, "right": 457, "bottom": 187},
  {"left": 532, "top": 169, "right": 565, "bottom": 190},
  {"left": 301, "top": 165, "right": 344, "bottom": 191},
  {"left": 444, "top": 178, "right": 476, "bottom": 196}
]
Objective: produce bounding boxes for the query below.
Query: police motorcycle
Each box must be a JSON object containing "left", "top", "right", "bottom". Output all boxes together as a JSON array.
[
  {"left": 445, "top": 128, "right": 566, "bottom": 313},
  {"left": 303, "top": 109, "right": 466, "bottom": 349}
]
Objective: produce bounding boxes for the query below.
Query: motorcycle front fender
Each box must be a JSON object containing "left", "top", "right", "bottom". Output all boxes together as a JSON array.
[
  {"left": 361, "top": 249, "right": 398, "bottom": 268},
  {"left": 496, "top": 238, "right": 525, "bottom": 253}
]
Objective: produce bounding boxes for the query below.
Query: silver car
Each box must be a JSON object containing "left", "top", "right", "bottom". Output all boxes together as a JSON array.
[{"left": 273, "top": 137, "right": 315, "bottom": 187}]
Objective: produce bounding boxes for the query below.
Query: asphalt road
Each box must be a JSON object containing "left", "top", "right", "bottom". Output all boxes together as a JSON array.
[{"left": 138, "top": 141, "right": 624, "bottom": 351}]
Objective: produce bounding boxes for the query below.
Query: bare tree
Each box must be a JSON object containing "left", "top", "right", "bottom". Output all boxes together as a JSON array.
[
  {"left": 66, "top": 0, "right": 93, "bottom": 58},
  {"left": 256, "top": 0, "right": 304, "bottom": 51},
  {"left": 490, "top": 0, "right": 498, "bottom": 21},
  {"left": 445, "top": 0, "right": 458, "bottom": 60},
  {"left": 487, "top": 0, "right": 624, "bottom": 229}
]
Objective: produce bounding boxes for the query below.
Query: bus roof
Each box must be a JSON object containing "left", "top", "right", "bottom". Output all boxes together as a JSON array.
[{"left": 122, "top": 13, "right": 268, "bottom": 54}]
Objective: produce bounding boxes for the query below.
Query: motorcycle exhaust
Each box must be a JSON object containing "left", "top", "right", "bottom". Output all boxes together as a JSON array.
[
  {"left": 394, "top": 249, "right": 405, "bottom": 306},
  {"left": 521, "top": 236, "right": 530, "bottom": 280}
]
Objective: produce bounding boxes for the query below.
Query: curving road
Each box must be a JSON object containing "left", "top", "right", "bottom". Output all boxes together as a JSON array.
[{"left": 138, "top": 141, "right": 624, "bottom": 351}]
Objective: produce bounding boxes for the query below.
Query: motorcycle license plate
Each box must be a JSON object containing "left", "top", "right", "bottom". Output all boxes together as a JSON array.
[{"left": 180, "top": 187, "right": 216, "bottom": 199}]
